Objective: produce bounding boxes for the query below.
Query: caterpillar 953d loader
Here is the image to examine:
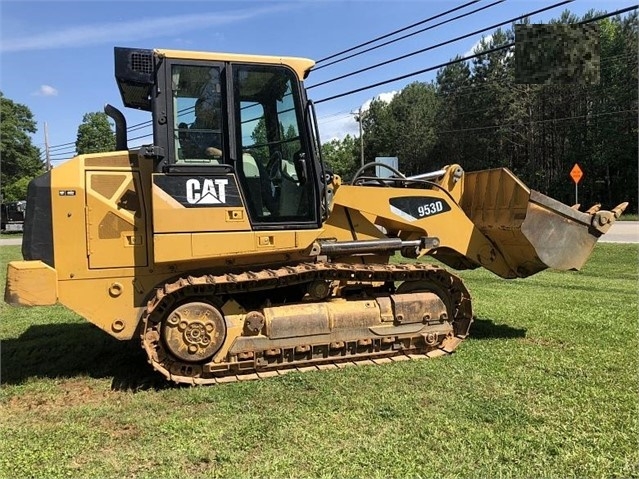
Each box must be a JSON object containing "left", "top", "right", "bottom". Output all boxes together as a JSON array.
[{"left": 5, "top": 47, "right": 627, "bottom": 385}]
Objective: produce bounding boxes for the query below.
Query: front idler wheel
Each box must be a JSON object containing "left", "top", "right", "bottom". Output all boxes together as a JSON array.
[{"left": 161, "top": 301, "right": 226, "bottom": 363}]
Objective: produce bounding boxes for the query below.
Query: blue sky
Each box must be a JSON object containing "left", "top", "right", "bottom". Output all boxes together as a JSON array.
[{"left": 0, "top": 0, "right": 633, "bottom": 166}]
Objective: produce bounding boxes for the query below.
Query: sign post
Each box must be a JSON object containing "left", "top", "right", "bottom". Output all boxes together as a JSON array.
[{"left": 570, "top": 163, "right": 583, "bottom": 204}]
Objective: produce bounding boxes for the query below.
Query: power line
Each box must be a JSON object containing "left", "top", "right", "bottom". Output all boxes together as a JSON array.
[
  {"left": 47, "top": 140, "right": 76, "bottom": 151},
  {"left": 442, "top": 83, "right": 637, "bottom": 119},
  {"left": 29, "top": 4, "right": 566, "bottom": 151},
  {"left": 313, "top": 0, "right": 507, "bottom": 72},
  {"left": 128, "top": 132, "right": 153, "bottom": 142},
  {"left": 43, "top": 146, "right": 76, "bottom": 156},
  {"left": 318, "top": 109, "right": 353, "bottom": 120},
  {"left": 45, "top": 151, "right": 76, "bottom": 159},
  {"left": 309, "top": 0, "right": 573, "bottom": 89},
  {"left": 51, "top": 3, "right": 487, "bottom": 153},
  {"left": 315, "top": 0, "right": 481, "bottom": 64},
  {"left": 436, "top": 53, "right": 638, "bottom": 102},
  {"left": 316, "top": 43, "right": 510, "bottom": 104},
  {"left": 436, "top": 108, "right": 637, "bottom": 134},
  {"left": 42, "top": 4, "right": 637, "bottom": 155},
  {"left": 46, "top": 150, "right": 74, "bottom": 159},
  {"left": 315, "top": 4, "right": 639, "bottom": 104},
  {"left": 321, "top": 113, "right": 355, "bottom": 125}
]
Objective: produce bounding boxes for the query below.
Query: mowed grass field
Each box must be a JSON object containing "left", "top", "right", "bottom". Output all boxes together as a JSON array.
[{"left": 0, "top": 244, "right": 637, "bottom": 478}]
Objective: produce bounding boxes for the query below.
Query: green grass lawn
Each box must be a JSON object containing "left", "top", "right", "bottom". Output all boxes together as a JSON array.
[
  {"left": 0, "top": 232, "right": 22, "bottom": 239},
  {"left": 1, "top": 244, "right": 637, "bottom": 479}
]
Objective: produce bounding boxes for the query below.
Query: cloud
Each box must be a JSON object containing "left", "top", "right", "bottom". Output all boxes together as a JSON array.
[
  {"left": 1, "top": 5, "right": 293, "bottom": 53},
  {"left": 361, "top": 90, "right": 398, "bottom": 111},
  {"left": 318, "top": 114, "right": 359, "bottom": 142},
  {"left": 32, "top": 85, "right": 58, "bottom": 96},
  {"left": 318, "top": 90, "right": 399, "bottom": 142},
  {"left": 464, "top": 34, "right": 493, "bottom": 57}
]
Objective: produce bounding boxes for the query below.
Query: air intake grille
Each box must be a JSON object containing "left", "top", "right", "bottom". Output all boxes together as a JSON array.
[{"left": 130, "top": 52, "right": 153, "bottom": 74}]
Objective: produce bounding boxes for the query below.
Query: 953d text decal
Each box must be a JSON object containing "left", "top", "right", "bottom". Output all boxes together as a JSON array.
[{"left": 389, "top": 196, "right": 451, "bottom": 222}]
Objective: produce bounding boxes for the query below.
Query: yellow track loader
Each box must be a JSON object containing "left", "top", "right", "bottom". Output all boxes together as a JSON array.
[{"left": 4, "top": 47, "right": 627, "bottom": 385}]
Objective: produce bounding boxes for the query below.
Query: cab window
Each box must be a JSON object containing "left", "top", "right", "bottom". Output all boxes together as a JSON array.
[
  {"left": 233, "top": 65, "right": 315, "bottom": 224},
  {"left": 171, "top": 65, "right": 224, "bottom": 164}
]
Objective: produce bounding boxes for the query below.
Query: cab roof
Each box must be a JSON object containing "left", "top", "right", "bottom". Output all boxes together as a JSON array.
[{"left": 155, "top": 48, "right": 315, "bottom": 80}]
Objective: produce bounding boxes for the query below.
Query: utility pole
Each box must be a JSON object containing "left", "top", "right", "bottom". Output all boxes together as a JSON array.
[
  {"left": 354, "top": 106, "right": 365, "bottom": 166},
  {"left": 44, "top": 122, "right": 51, "bottom": 171}
]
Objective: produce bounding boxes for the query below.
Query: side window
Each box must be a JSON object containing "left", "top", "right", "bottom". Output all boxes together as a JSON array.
[
  {"left": 171, "top": 65, "right": 224, "bottom": 164},
  {"left": 234, "top": 65, "right": 315, "bottom": 224}
]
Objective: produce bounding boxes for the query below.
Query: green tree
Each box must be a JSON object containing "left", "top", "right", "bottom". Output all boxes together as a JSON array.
[
  {"left": 75, "top": 112, "right": 116, "bottom": 154},
  {"left": 468, "top": 28, "right": 516, "bottom": 171},
  {"left": 0, "top": 92, "right": 44, "bottom": 201},
  {"left": 321, "top": 134, "right": 359, "bottom": 181},
  {"left": 2, "top": 177, "right": 32, "bottom": 202},
  {"left": 362, "top": 98, "right": 395, "bottom": 166},
  {"left": 429, "top": 9, "right": 636, "bottom": 213},
  {"left": 248, "top": 118, "right": 303, "bottom": 168},
  {"left": 586, "top": 12, "right": 638, "bottom": 210},
  {"left": 388, "top": 82, "right": 439, "bottom": 175},
  {"left": 362, "top": 83, "right": 439, "bottom": 176},
  {"left": 432, "top": 57, "right": 473, "bottom": 166}
]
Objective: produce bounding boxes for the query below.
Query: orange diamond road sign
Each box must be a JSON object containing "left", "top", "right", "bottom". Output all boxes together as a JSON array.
[{"left": 570, "top": 164, "right": 583, "bottom": 184}]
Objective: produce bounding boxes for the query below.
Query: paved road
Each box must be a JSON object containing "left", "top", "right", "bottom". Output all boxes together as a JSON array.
[
  {"left": 0, "top": 237, "right": 22, "bottom": 246},
  {"left": 1, "top": 222, "right": 637, "bottom": 247},
  {"left": 598, "top": 221, "right": 639, "bottom": 243}
]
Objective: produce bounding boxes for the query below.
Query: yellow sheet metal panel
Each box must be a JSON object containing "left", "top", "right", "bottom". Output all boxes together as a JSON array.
[
  {"left": 192, "top": 232, "right": 257, "bottom": 257},
  {"left": 155, "top": 49, "right": 315, "bottom": 79},
  {"left": 331, "top": 185, "right": 474, "bottom": 253},
  {"left": 151, "top": 174, "right": 252, "bottom": 233},
  {"left": 461, "top": 168, "right": 530, "bottom": 228},
  {"left": 4, "top": 261, "right": 58, "bottom": 306},
  {"left": 86, "top": 171, "right": 148, "bottom": 269},
  {"left": 330, "top": 184, "right": 518, "bottom": 278},
  {"left": 461, "top": 168, "right": 609, "bottom": 276},
  {"left": 151, "top": 186, "right": 251, "bottom": 233},
  {"left": 49, "top": 155, "right": 88, "bottom": 279},
  {"left": 49, "top": 151, "right": 141, "bottom": 279},
  {"left": 153, "top": 229, "right": 321, "bottom": 263},
  {"left": 57, "top": 277, "right": 145, "bottom": 340},
  {"left": 322, "top": 204, "right": 389, "bottom": 242},
  {"left": 153, "top": 233, "right": 194, "bottom": 263}
]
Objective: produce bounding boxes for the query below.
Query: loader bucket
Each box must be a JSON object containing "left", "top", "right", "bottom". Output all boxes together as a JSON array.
[{"left": 461, "top": 168, "right": 627, "bottom": 278}]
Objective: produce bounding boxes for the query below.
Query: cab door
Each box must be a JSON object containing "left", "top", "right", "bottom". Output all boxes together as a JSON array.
[{"left": 231, "top": 63, "right": 321, "bottom": 230}]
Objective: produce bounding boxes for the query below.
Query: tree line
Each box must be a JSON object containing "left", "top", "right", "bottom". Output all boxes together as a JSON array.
[
  {"left": 323, "top": 9, "right": 637, "bottom": 212},
  {"left": 0, "top": 98, "right": 114, "bottom": 202}
]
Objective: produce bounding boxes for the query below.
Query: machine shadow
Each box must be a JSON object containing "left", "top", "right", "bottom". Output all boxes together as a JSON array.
[
  {"left": 1, "top": 323, "right": 172, "bottom": 391},
  {"left": 468, "top": 317, "right": 527, "bottom": 340},
  {"left": 2, "top": 319, "right": 525, "bottom": 390}
]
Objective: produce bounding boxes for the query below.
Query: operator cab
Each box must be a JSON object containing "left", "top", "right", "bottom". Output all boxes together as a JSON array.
[{"left": 114, "top": 47, "right": 324, "bottom": 230}]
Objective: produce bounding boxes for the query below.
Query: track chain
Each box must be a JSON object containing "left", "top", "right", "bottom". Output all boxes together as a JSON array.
[{"left": 141, "top": 262, "right": 473, "bottom": 385}]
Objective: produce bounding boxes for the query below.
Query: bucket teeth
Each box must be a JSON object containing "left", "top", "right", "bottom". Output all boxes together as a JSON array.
[
  {"left": 591, "top": 203, "right": 628, "bottom": 234},
  {"left": 612, "top": 202, "right": 629, "bottom": 219},
  {"left": 585, "top": 204, "right": 601, "bottom": 215}
]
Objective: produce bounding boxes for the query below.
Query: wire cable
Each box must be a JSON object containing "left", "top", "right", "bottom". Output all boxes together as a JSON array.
[
  {"left": 315, "top": 4, "right": 639, "bottom": 104},
  {"left": 313, "top": 0, "right": 507, "bottom": 71},
  {"left": 316, "top": 43, "right": 511, "bottom": 104},
  {"left": 315, "top": 0, "right": 481, "bottom": 64},
  {"left": 436, "top": 108, "right": 637, "bottom": 134},
  {"left": 309, "top": 0, "right": 573, "bottom": 89},
  {"left": 42, "top": 4, "right": 637, "bottom": 153}
]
